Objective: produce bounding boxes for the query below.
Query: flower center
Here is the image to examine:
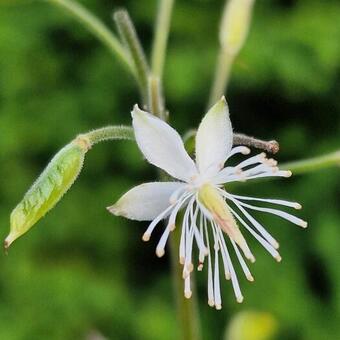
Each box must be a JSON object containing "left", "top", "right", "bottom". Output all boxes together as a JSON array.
[{"left": 197, "top": 183, "right": 255, "bottom": 262}]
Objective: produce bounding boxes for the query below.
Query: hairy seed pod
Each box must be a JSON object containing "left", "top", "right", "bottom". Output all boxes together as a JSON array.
[{"left": 4, "top": 135, "right": 91, "bottom": 249}]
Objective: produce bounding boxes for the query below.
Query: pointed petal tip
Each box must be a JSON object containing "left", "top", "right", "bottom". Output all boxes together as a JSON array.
[
  {"left": 106, "top": 205, "right": 119, "bottom": 215},
  {"left": 131, "top": 103, "right": 145, "bottom": 119},
  {"left": 4, "top": 233, "right": 15, "bottom": 253}
]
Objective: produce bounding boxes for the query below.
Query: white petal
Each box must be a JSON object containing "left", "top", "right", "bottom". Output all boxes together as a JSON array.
[
  {"left": 195, "top": 96, "right": 233, "bottom": 175},
  {"left": 132, "top": 105, "right": 197, "bottom": 182},
  {"left": 108, "top": 182, "right": 184, "bottom": 221}
]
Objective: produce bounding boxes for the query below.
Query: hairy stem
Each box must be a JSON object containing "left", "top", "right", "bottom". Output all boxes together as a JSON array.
[
  {"left": 46, "top": 0, "right": 134, "bottom": 74},
  {"left": 151, "top": 0, "right": 175, "bottom": 79},
  {"left": 82, "top": 125, "right": 134, "bottom": 146},
  {"left": 233, "top": 133, "right": 280, "bottom": 154},
  {"left": 114, "top": 9, "right": 150, "bottom": 105},
  {"left": 281, "top": 150, "right": 340, "bottom": 175}
]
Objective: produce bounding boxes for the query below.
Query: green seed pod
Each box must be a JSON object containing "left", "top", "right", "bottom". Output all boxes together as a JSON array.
[{"left": 4, "top": 135, "right": 91, "bottom": 249}]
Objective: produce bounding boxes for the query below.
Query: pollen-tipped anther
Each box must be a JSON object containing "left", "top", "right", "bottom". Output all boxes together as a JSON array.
[
  {"left": 142, "top": 232, "right": 151, "bottom": 242},
  {"left": 156, "top": 247, "right": 165, "bottom": 258}
]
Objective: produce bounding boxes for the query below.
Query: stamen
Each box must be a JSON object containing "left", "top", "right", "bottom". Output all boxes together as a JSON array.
[
  {"left": 230, "top": 194, "right": 302, "bottom": 210},
  {"left": 179, "top": 197, "right": 195, "bottom": 264},
  {"left": 156, "top": 227, "right": 170, "bottom": 258},
  {"left": 142, "top": 204, "right": 174, "bottom": 241},
  {"left": 229, "top": 205, "right": 282, "bottom": 262},
  {"left": 224, "top": 193, "right": 279, "bottom": 249},
  {"left": 236, "top": 152, "right": 266, "bottom": 169},
  {"left": 213, "top": 243, "right": 222, "bottom": 310},
  {"left": 228, "top": 146, "right": 251, "bottom": 158},
  {"left": 204, "top": 220, "right": 215, "bottom": 307},
  {"left": 169, "top": 185, "right": 187, "bottom": 204},
  {"left": 215, "top": 226, "right": 243, "bottom": 303},
  {"left": 231, "top": 239, "right": 254, "bottom": 282},
  {"left": 184, "top": 275, "right": 192, "bottom": 299},
  {"left": 237, "top": 201, "right": 307, "bottom": 228}
]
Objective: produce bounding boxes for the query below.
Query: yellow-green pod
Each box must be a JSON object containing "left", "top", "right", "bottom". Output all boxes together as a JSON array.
[{"left": 4, "top": 135, "right": 91, "bottom": 249}]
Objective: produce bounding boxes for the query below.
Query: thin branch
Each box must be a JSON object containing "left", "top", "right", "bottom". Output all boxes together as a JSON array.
[
  {"left": 281, "top": 150, "right": 340, "bottom": 175},
  {"left": 114, "top": 9, "right": 150, "bottom": 106},
  {"left": 82, "top": 125, "right": 134, "bottom": 146},
  {"left": 46, "top": 0, "right": 134, "bottom": 75},
  {"left": 148, "top": 75, "right": 167, "bottom": 119},
  {"left": 233, "top": 133, "right": 279, "bottom": 154},
  {"left": 151, "top": 0, "right": 175, "bottom": 79},
  {"left": 183, "top": 130, "right": 279, "bottom": 154}
]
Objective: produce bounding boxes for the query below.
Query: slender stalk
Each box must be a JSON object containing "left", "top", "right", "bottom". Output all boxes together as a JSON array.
[
  {"left": 82, "top": 125, "right": 134, "bottom": 146},
  {"left": 150, "top": 3, "right": 201, "bottom": 338},
  {"left": 233, "top": 134, "right": 279, "bottom": 154},
  {"left": 169, "top": 220, "right": 202, "bottom": 340},
  {"left": 114, "top": 9, "right": 150, "bottom": 106},
  {"left": 281, "top": 150, "right": 340, "bottom": 175},
  {"left": 208, "top": 49, "right": 234, "bottom": 107},
  {"left": 46, "top": 0, "right": 134, "bottom": 75},
  {"left": 148, "top": 75, "right": 167, "bottom": 120},
  {"left": 151, "top": 0, "right": 175, "bottom": 79}
]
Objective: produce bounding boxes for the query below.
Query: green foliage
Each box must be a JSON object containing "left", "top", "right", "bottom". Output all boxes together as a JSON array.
[{"left": 0, "top": 0, "right": 339, "bottom": 339}]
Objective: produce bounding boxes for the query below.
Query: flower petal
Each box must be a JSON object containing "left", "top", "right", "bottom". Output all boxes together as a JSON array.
[
  {"left": 107, "top": 182, "right": 184, "bottom": 221},
  {"left": 195, "top": 96, "right": 233, "bottom": 175},
  {"left": 132, "top": 105, "right": 197, "bottom": 182}
]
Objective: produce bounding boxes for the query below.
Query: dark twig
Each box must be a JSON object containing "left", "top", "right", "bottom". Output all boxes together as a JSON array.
[{"left": 233, "top": 133, "right": 280, "bottom": 154}]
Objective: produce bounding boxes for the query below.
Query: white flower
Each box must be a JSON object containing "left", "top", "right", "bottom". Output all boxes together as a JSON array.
[{"left": 108, "top": 97, "right": 307, "bottom": 310}]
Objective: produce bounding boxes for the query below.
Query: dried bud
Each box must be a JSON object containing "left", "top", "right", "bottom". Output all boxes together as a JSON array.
[
  {"left": 219, "top": 0, "right": 255, "bottom": 56},
  {"left": 4, "top": 135, "right": 90, "bottom": 249}
]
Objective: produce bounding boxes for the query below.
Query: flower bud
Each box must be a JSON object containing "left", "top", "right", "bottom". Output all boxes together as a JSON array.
[
  {"left": 4, "top": 135, "right": 91, "bottom": 249},
  {"left": 219, "top": 0, "right": 255, "bottom": 56},
  {"left": 225, "top": 311, "right": 278, "bottom": 340}
]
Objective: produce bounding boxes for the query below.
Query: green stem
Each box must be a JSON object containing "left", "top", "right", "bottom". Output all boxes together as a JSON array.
[
  {"left": 148, "top": 75, "right": 166, "bottom": 120},
  {"left": 151, "top": 0, "right": 175, "bottom": 79},
  {"left": 150, "top": 2, "right": 201, "bottom": 338},
  {"left": 114, "top": 9, "right": 150, "bottom": 105},
  {"left": 169, "top": 221, "right": 202, "bottom": 340},
  {"left": 83, "top": 125, "right": 134, "bottom": 146},
  {"left": 281, "top": 150, "right": 340, "bottom": 175},
  {"left": 46, "top": 0, "right": 134, "bottom": 75},
  {"left": 208, "top": 49, "right": 234, "bottom": 107}
]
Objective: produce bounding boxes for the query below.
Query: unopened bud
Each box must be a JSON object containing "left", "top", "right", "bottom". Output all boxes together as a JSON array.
[
  {"left": 219, "top": 0, "right": 255, "bottom": 56},
  {"left": 4, "top": 136, "right": 90, "bottom": 249}
]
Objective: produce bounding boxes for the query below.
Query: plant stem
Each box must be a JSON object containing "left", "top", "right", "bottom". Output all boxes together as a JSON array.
[
  {"left": 82, "top": 125, "right": 134, "bottom": 146},
  {"left": 281, "top": 150, "right": 340, "bottom": 175},
  {"left": 169, "top": 221, "right": 202, "bottom": 340},
  {"left": 233, "top": 134, "right": 280, "bottom": 154},
  {"left": 151, "top": 0, "right": 175, "bottom": 79},
  {"left": 208, "top": 49, "right": 234, "bottom": 107},
  {"left": 148, "top": 75, "right": 166, "bottom": 120},
  {"left": 150, "top": 2, "right": 201, "bottom": 338},
  {"left": 114, "top": 9, "right": 150, "bottom": 105},
  {"left": 46, "top": 0, "right": 134, "bottom": 75}
]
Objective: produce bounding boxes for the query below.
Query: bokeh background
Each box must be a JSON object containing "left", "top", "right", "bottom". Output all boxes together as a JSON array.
[{"left": 0, "top": 0, "right": 339, "bottom": 339}]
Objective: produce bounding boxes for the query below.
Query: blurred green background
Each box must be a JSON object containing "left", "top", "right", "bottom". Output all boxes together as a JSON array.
[{"left": 0, "top": 0, "right": 339, "bottom": 339}]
